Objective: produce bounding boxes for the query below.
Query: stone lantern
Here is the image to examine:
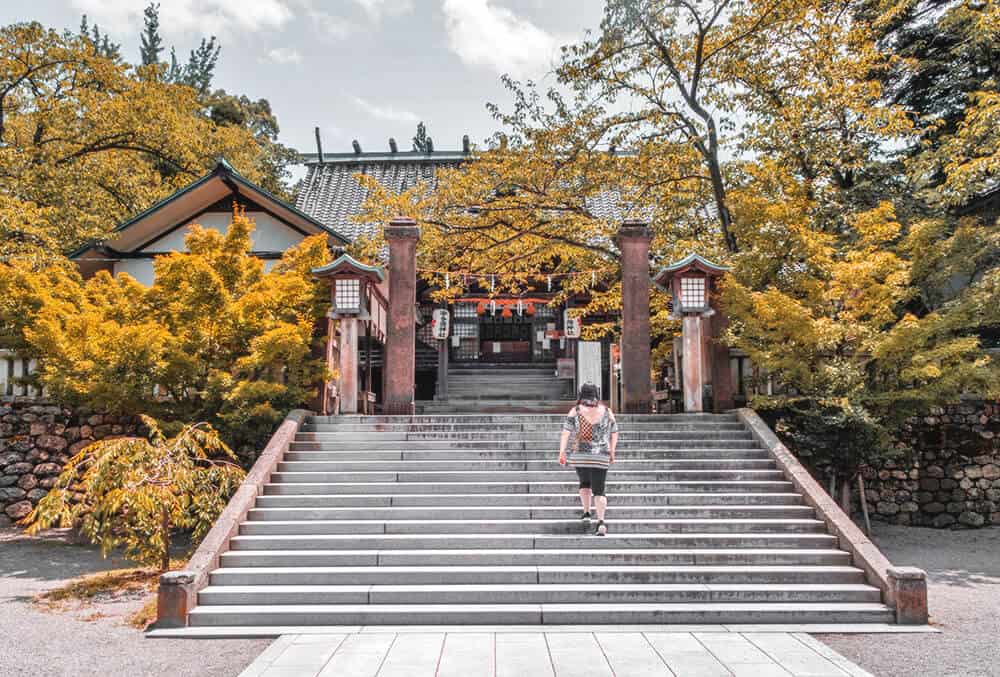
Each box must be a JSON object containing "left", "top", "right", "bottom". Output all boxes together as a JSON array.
[
  {"left": 654, "top": 253, "right": 730, "bottom": 413},
  {"left": 312, "top": 253, "right": 385, "bottom": 414}
]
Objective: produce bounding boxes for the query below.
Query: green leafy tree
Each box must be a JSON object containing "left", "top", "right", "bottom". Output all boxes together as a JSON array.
[
  {"left": 139, "top": 3, "right": 163, "bottom": 66},
  {"left": 22, "top": 417, "right": 245, "bottom": 571}
]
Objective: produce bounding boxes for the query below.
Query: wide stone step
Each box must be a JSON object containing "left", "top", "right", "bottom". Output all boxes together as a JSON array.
[
  {"left": 254, "top": 492, "right": 806, "bottom": 508},
  {"left": 263, "top": 480, "right": 797, "bottom": 495},
  {"left": 246, "top": 505, "right": 816, "bottom": 521},
  {"left": 291, "top": 439, "right": 759, "bottom": 449},
  {"left": 276, "top": 459, "right": 777, "bottom": 472},
  {"left": 309, "top": 414, "right": 739, "bottom": 424},
  {"left": 292, "top": 440, "right": 759, "bottom": 456},
  {"left": 283, "top": 449, "right": 772, "bottom": 461},
  {"left": 296, "top": 433, "right": 755, "bottom": 443},
  {"left": 208, "top": 565, "right": 866, "bottom": 586},
  {"left": 303, "top": 423, "right": 750, "bottom": 432},
  {"left": 285, "top": 448, "right": 770, "bottom": 460},
  {"left": 299, "top": 428, "right": 753, "bottom": 438},
  {"left": 220, "top": 547, "right": 851, "bottom": 567},
  {"left": 268, "top": 470, "right": 786, "bottom": 483},
  {"left": 238, "top": 518, "right": 828, "bottom": 536},
  {"left": 198, "top": 582, "right": 881, "bottom": 606},
  {"left": 187, "top": 602, "right": 894, "bottom": 626},
  {"left": 228, "top": 533, "right": 839, "bottom": 551}
]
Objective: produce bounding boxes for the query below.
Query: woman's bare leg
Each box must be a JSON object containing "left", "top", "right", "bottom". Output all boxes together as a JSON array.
[
  {"left": 578, "top": 488, "right": 592, "bottom": 513},
  {"left": 594, "top": 495, "right": 607, "bottom": 522}
]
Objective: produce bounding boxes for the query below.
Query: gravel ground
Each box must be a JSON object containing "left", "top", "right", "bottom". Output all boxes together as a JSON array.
[
  {"left": 0, "top": 527, "right": 268, "bottom": 677},
  {"left": 820, "top": 523, "right": 1000, "bottom": 677}
]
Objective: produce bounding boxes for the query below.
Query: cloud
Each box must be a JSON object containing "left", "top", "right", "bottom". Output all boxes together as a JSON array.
[
  {"left": 441, "top": 0, "right": 564, "bottom": 78},
  {"left": 262, "top": 47, "right": 302, "bottom": 64},
  {"left": 352, "top": 0, "right": 414, "bottom": 20},
  {"left": 349, "top": 96, "right": 420, "bottom": 123},
  {"left": 70, "top": 0, "right": 294, "bottom": 39}
]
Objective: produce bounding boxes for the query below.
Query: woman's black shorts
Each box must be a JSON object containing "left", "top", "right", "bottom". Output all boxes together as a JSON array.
[{"left": 574, "top": 467, "right": 608, "bottom": 496}]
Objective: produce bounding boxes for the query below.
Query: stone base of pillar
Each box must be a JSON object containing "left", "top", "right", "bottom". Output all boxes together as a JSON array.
[
  {"left": 383, "top": 401, "right": 415, "bottom": 416},
  {"left": 622, "top": 399, "right": 651, "bottom": 414},
  {"left": 889, "top": 566, "right": 929, "bottom": 624}
]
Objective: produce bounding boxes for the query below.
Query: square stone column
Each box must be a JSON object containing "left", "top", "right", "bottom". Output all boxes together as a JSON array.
[
  {"left": 619, "top": 219, "right": 652, "bottom": 413},
  {"left": 682, "top": 315, "right": 704, "bottom": 412},
  {"left": 338, "top": 318, "right": 359, "bottom": 414},
  {"left": 384, "top": 217, "right": 419, "bottom": 415}
]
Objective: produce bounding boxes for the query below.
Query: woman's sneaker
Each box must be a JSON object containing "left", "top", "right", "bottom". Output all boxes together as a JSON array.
[
  {"left": 581, "top": 511, "right": 591, "bottom": 521},
  {"left": 595, "top": 520, "right": 607, "bottom": 536}
]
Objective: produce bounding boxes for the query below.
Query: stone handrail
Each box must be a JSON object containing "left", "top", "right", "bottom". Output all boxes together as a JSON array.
[
  {"left": 736, "top": 408, "right": 928, "bottom": 624},
  {"left": 155, "top": 409, "right": 310, "bottom": 628}
]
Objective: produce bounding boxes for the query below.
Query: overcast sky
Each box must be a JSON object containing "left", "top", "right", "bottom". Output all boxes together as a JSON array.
[{"left": 2, "top": 1, "right": 606, "bottom": 159}]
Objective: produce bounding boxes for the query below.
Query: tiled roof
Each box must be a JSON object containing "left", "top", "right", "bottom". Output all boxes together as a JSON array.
[
  {"left": 293, "top": 152, "right": 641, "bottom": 244},
  {"left": 295, "top": 154, "right": 464, "bottom": 242}
]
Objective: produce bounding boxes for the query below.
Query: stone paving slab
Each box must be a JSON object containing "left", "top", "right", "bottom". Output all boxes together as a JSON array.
[
  {"left": 148, "top": 622, "right": 937, "bottom": 638},
  {"left": 237, "top": 630, "right": 877, "bottom": 677}
]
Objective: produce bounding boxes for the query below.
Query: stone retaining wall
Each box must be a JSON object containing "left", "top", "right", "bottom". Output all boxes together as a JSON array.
[
  {"left": 0, "top": 401, "right": 138, "bottom": 526},
  {"left": 859, "top": 401, "right": 1000, "bottom": 528}
]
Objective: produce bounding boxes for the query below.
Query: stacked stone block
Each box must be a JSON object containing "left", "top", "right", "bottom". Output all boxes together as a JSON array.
[
  {"left": 860, "top": 402, "right": 1000, "bottom": 528},
  {"left": 0, "top": 401, "right": 138, "bottom": 526}
]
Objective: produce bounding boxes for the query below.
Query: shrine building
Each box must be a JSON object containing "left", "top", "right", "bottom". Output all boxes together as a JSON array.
[{"left": 69, "top": 143, "right": 750, "bottom": 416}]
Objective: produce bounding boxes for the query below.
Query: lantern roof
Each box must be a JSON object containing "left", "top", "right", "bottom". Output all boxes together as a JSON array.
[
  {"left": 653, "top": 252, "right": 729, "bottom": 287},
  {"left": 311, "top": 253, "right": 385, "bottom": 282}
]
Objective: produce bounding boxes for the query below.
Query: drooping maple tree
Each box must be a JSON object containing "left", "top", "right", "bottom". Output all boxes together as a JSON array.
[{"left": 22, "top": 416, "right": 244, "bottom": 571}]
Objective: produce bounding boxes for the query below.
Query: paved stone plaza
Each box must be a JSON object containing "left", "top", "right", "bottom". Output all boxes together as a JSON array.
[{"left": 238, "top": 629, "right": 877, "bottom": 677}]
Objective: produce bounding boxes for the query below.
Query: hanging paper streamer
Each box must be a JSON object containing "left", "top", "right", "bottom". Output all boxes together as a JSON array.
[
  {"left": 547, "top": 275, "right": 552, "bottom": 292},
  {"left": 591, "top": 271, "right": 596, "bottom": 287},
  {"left": 490, "top": 300, "right": 496, "bottom": 314},
  {"left": 490, "top": 274, "right": 495, "bottom": 293},
  {"left": 445, "top": 273, "right": 450, "bottom": 290}
]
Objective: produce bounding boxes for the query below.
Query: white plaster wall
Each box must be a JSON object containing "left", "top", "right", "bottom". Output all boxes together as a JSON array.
[
  {"left": 114, "top": 259, "right": 156, "bottom": 286},
  {"left": 140, "top": 211, "right": 304, "bottom": 253}
]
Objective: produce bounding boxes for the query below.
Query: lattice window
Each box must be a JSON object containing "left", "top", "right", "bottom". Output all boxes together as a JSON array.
[
  {"left": 453, "top": 323, "right": 478, "bottom": 338},
  {"left": 534, "top": 304, "right": 556, "bottom": 319},
  {"left": 334, "top": 278, "right": 361, "bottom": 313},
  {"left": 680, "top": 277, "right": 705, "bottom": 310},
  {"left": 453, "top": 303, "right": 477, "bottom": 319}
]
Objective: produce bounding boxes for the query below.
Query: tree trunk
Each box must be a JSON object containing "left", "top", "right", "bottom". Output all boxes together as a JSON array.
[
  {"left": 840, "top": 475, "right": 853, "bottom": 515},
  {"left": 160, "top": 507, "right": 171, "bottom": 573}
]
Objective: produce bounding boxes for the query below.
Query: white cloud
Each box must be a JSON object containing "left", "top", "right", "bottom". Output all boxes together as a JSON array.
[
  {"left": 70, "top": 0, "right": 294, "bottom": 39},
  {"left": 263, "top": 47, "right": 302, "bottom": 64},
  {"left": 352, "top": 0, "right": 414, "bottom": 21},
  {"left": 349, "top": 96, "right": 420, "bottom": 123},
  {"left": 441, "top": 0, "right": 564, "bottom": 78}
]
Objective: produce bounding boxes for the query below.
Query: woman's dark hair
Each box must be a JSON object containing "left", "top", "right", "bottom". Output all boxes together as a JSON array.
[{"left": 577, "top": 383, "right": 600, "bottom": 405}]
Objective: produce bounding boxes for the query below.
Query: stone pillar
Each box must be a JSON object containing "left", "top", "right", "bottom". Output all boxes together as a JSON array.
[
  {"left": 889, "top": 566, "right": 929, "bottom": 625},
  {"left": 619, "top": 219, "right": 652, "bottom": 413},
  {"left": 384, "top": 217, "right": 419, "bottom": 415},
  {"left": 682, "top": 314, "right": 704, "bottom": 412},
  {"left": 709, "top": 307, "right": 735, "bottom": 411},
  {"left": 338, "top": 318, "right": 359, "bottom": 414},
  {"left": 436, "top": 338, "right": 448, "bottom": 400}
]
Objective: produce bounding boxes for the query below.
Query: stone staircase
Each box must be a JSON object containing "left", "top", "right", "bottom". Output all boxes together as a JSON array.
[
  {"left": 187, "top": 413, "right": 894, "bottom": 627},
  {"left": 421, "top": 363, "right": 575, "bottom": 414}
]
